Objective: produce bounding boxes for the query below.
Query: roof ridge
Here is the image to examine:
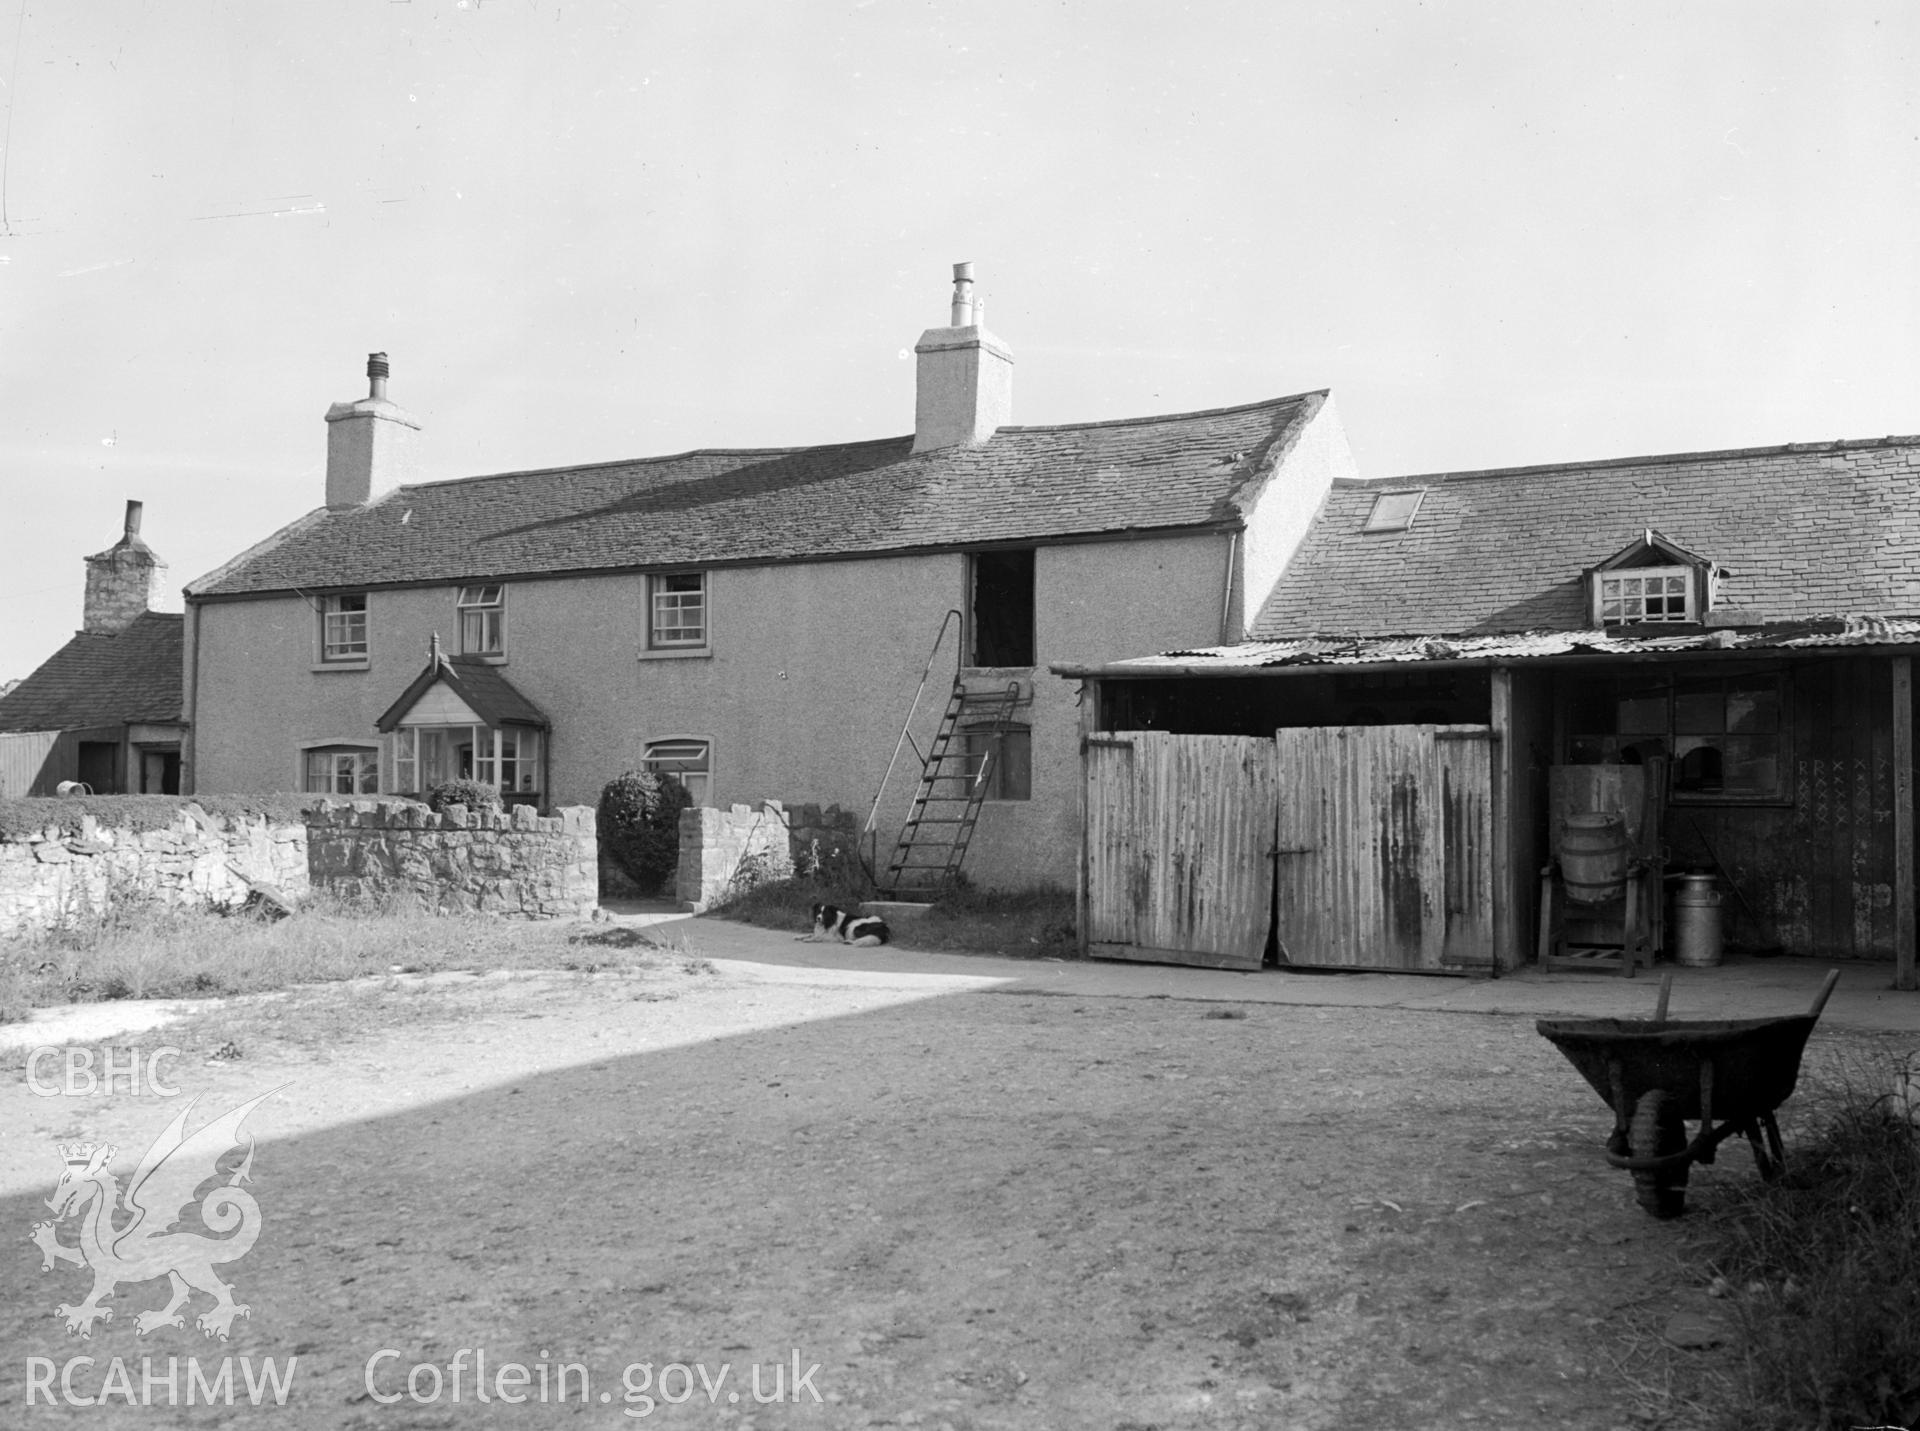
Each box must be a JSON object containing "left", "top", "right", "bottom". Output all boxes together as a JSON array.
[
  {"left": 387, "top": 391, "right": 1327, "bottom": 495},
  {"left": 995, "top": 389, "right": 1324, "bottom": 434},
  {"left": 388, "top": 434, "right": 912, "bottom": 494},
  {"left": 1333, "top": 432, "right": 1920, "bottom": 488}
]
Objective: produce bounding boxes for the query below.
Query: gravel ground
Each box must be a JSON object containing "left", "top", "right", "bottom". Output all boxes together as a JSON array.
[{"left": 1, "top": 946, "right": 1850, "bottom": 1429}]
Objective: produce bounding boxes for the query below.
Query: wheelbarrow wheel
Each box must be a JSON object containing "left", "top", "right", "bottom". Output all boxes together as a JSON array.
[{"left": 1630, "top": 1089, "right": 1689, "bottom": 1218}]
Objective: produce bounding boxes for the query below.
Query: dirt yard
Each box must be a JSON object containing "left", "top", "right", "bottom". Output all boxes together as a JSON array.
[{"left": 0, "top": 930, "right": 1862, "bottom": 1429}]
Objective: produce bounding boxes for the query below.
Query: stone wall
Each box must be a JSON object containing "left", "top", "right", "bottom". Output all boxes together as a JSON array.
[
  {"left": 0, "top": 797, "right": 600, "bottom": 935},
  {"left": 0, "top": 804, "right": 309, "bottom": 935},
  {"left": 306, "top": 801, "right": 597, "bottom": 919},
  {"left": 677, "top": 802, "right": 794, "bottom": 911},
  {"left": 675, "top": 800, "right": 864, "bottom": 911}
]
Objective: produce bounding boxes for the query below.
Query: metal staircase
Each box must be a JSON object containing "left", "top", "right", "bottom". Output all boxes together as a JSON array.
[
  {"left": 882, "top": 679, "right": 1020, "bottom": 896},
  {"left": 863, "top": 610, "right": 1022, "bottom": 898}
]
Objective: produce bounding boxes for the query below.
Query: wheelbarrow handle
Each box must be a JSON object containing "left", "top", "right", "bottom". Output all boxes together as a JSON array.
[
  {"left": 1807, "top": 968, "right": 1841, "bottom": 1021},
  {"left": 1651, "top": 971, "right": 1673, "bottom": 1027}
]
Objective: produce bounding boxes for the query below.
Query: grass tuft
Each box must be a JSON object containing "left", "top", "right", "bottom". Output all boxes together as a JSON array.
[
  {"left": 711, "top": 874, "right": 1078, "bottom": 959},
  {"left": 0, "top": 890, "right": 603, "bottom": 1024},
  {"left": 1684, "top": 1054, "right": 1920, "bottom": 1430},
  {"left": 0, "top": 792, "right": 359, "bottom": 840}
]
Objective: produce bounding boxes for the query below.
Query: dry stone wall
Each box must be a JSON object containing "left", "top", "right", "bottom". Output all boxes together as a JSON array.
[
  {"left": 0, "top": 804, "right": 308, "bottom": 935},
  {"left": 305, "top": 802, "right": 597, "bottom": 918},
  {"left": 0, "top": 797, "right": 599, "bottom": 935}
]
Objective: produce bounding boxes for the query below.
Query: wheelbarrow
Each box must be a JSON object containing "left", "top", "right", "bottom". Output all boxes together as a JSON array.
[{"left": 1536, "top": 969, "right": 1841, "bottom": 1218}]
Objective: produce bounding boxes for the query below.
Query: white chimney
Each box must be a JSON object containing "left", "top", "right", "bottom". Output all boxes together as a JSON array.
[
  {"left": 912, "top": 262, "right": 1013, "bottom": 454},
  {"left": 325, "top": 352, "right": 421, "bottom": 508}
]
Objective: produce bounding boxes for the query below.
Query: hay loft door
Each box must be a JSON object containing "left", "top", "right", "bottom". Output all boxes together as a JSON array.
[
  {"left": 1273, "top": 724, "right": 1495, "bottom": 972},
  {"left": 1084, "top": 731, "right": 1277, "bottom": 970}
]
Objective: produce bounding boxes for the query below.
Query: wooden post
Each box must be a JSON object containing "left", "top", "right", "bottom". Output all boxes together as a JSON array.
[
  {"left": 1489, "top": 667, "right": 1515, "bottom": 975},
  {"left": 1076, "top": 679, "right": 1096, "bottom": 959},
  {"left": 1895, "top": 657, "right": 1915, "bottom": 991}
]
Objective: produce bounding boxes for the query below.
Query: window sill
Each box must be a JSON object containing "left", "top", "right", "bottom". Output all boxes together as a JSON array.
[
  {"left": 311, "top": 660, "right": 370, "bottom": 673},
  {"left": 461, "top": 653, "right": 509, "bottom": 665},
  {"left": 638, "top": 646, "right": 712, "bottom": 662}
]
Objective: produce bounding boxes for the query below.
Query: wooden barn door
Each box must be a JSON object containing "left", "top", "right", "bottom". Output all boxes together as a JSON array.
[
  {"left": 1084, "top": 732, "right": 1277, "bottom": 970},
  {"left": 1273, "top": 725, "right": 1494, "bottom": 972}
]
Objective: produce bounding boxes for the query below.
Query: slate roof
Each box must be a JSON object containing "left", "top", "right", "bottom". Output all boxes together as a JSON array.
[
  {"left": 1253, "top": 436, "right": 1920, "bottom": 639},
  {"left": 190, "top": 394, "right": 1325, "bottom": 599},
  {"left": 0, "top": 612, "right": 184, "bottom": 733},
  {"left": 375, "top": 652, "right": 550, "bottom": 732}
]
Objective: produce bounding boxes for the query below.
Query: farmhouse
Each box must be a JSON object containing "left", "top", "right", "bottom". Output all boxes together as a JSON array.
[
  {"left": 0, "top": 501, "right": 185, "bottom": 797},
  {"left": 1057, "top": 438, "right": 1920, "bottom": 989},
  {"left": 182, "top": 266, "right": 1356, "bottom": 889}
]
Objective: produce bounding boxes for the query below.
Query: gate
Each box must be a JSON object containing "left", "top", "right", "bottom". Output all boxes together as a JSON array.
[
  {"left": 1273, "top": 724, "right": 1494, "bottom": 971},
  {"left": 1084, "top": 731, "right": 1277, "bottom": 970}
]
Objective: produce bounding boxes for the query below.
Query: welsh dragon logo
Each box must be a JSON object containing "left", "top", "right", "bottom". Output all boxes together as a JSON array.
[{"left": 31, "top": 1089, "right": 279, "bottom": 1340}]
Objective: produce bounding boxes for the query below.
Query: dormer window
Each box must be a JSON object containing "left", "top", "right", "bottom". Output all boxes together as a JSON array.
[
  {"left": 1588, "top": 530, "right": 1722, "bottom": 628},
  {"left": 1597, "top": 567, "right": 1693, "bottom": 624}
]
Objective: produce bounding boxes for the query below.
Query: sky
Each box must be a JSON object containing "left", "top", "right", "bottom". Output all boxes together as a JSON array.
[{"left": 2, "top": 1, "right": 1917, "bottom": 681}]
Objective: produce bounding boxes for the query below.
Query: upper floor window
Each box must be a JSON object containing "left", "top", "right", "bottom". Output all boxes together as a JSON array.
[
  {"left": 304, "top": 744, "right": 378, "bottom": 795},
  {"left": 1597, "top": 567, "right": 1693, "bottom": 625},
  {"left": 1588, "top": 530, "right": 1721, "bottom": 628},
  {"left": 642, "top": 737, "right": 711, "bottom": 805},
  {"left": 649, "top": 573, "right": 707, "bottom": 650},
  {"left": 968, "top": 549, "right": 1034, "bottom": 666},
  {"left": 320, "top": 593, "right": 368, "bottom": 662},
  {"left": 458, "top": 584, "right": 506, "bottom": 656}
]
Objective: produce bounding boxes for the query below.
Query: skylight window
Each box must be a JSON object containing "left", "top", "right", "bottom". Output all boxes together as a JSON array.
[{"left": 1362, "top": 490, "right": 1425, "bottom": 533}]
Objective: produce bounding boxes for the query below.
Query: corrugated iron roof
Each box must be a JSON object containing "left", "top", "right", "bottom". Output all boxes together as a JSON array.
[{"left": 1053, "top": 615, "right": 1920, "bottom": 678}]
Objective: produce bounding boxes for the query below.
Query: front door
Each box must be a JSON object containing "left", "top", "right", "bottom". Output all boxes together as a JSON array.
[{"left": 1273, "top": 724, "right": 1495, "bottom": 971}]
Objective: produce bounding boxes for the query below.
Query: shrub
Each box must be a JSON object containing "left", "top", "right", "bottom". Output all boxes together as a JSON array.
[
  {"left": 598, "top": 771, "right": 693, "bottom": 894},
  {"left": 1688, "top": 1060, "right": 1920, "bottom": 1429},
  {"left": 424, "top": 779, "right": 502, "bottom": 815}
]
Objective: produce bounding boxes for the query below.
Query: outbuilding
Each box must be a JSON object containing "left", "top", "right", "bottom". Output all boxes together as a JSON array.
[{"left": 1054, "top": 437, "right": 1920, "bottom": 991}]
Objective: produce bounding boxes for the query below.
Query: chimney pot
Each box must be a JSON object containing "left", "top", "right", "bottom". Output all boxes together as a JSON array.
[
  {"left": 949, "top": 261, "right": 975, "bottom": 327},
  {"left": 367, "top": 351, "right": 390, "bottom": 401},
  {"left": 124, "top": 499, "right": 143, "bottom": 538}
]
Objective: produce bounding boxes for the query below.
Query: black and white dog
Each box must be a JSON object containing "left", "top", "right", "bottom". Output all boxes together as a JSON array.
[{"left": 799, "top": 903, "right": 890, "bottom": 948}]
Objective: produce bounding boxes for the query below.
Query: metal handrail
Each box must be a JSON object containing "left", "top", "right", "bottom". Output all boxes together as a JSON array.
[{"left": 862, "top": 609, "right": 963, "bottom": 874}]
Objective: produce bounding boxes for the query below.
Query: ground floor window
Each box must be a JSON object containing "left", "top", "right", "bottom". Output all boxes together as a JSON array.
[
  {"left": 1564, "top": 670, "right": 1788, "bottom": 801},
  {"left": 391, "top": 725, "right": 543, "bottom": 798},
  {"left": 304, "top": 744, "right": 379, "bottom": 795},
  {"left": 642, "top": 737, "right": 711, "bottom": 806},
  {"left": 964, "top": 723, "right": 1031, "bottom": 801}
]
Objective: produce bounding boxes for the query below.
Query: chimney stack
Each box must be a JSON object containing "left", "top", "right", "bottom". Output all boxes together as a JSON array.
[
  {"left": 325, "top": 351, "right": 421, "bottom": 508},
  {"left": 913, "top": 262, "right": 1013, "bottom": 454},
  {"left": 82, "top": 499, "right": 168, "bottom": 634}
]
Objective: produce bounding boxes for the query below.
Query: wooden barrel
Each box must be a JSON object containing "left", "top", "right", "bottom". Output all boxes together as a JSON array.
[{"left": 1561, "top": 812, "right": 1629, "bottom": 904}]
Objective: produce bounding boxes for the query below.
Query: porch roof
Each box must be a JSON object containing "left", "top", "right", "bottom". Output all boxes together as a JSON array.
[
  {"left": 375, "top": 650, "right": 549, "bottom": 732},
  {"left": 1051, "top": 615, "right": 1920, "bottom": 680}
]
